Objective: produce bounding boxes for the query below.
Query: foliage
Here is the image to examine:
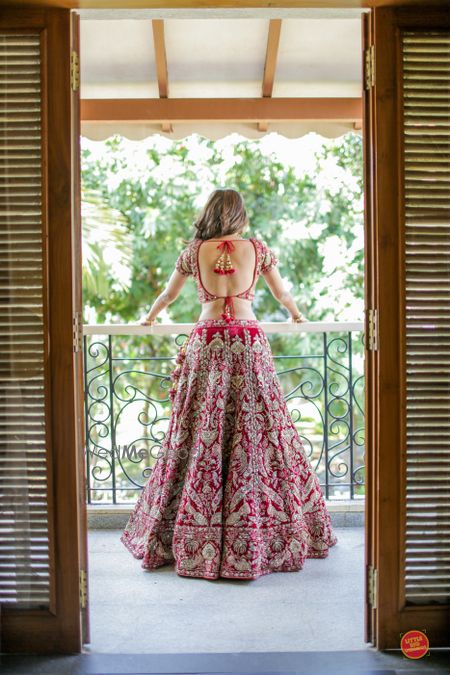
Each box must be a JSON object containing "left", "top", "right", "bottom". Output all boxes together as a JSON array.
[
  {"left": 81, "top": 133, "right": 365, "bottom": 503},
  {"left": 81, "top": 132, "right": 364, "bottom": 325}
]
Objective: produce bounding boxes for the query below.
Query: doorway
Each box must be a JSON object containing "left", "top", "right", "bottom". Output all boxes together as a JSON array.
[{"left": 78, "top": 7, "right": 368, "bottom": 654}]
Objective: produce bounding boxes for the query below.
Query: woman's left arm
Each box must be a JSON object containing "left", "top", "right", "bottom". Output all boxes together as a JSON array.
[{"left": 141, "top": 269, "right": 188, "bottom": 325}]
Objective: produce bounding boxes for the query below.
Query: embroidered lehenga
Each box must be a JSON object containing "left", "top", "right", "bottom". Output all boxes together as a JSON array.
[{"left": 120, "top": 237, "right": 338, "bottom": 580}]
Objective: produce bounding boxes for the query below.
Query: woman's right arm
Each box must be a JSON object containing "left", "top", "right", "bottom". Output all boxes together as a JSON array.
[
  {"left": 262, "top": 266, "right": 307, "bottom": 322},
  {"left": 141, "top": 246, "right": 193, "bottom": 325},
  {"left": 140, "top": 269, "right": 188, "bottom": 325}
]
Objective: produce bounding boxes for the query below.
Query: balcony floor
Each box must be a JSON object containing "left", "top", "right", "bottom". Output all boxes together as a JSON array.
[{"left": 87, "top": 527, "right": 366, "bottom": 653}]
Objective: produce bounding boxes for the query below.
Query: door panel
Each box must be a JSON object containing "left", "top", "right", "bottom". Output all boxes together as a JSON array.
[
  {"left": 0, "top": 8, "right": 85, "bottom": 653},
  {"left": 70, "top": 10, "right": 90, "bottom": 647},
  {"left": 361, "top": 9, "right": 378, "bottom": 647},
  {"left": 0, "top": 28, "right": 54, "bottom": 611},
  {"left": 402, "top": 29, "right": 450, "bottom": 610},
  {"left": 367, "top": 6, "right": 450, "bottom": 648}
]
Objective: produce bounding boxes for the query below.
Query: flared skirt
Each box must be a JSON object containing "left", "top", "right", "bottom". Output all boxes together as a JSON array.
[{"left": 120, "top": 318, "right": 338, "bottom": 580}]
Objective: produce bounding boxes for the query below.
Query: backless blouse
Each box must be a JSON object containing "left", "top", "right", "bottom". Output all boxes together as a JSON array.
[{"left": 175, "top": 237, "right": 279, "bottom": 321}]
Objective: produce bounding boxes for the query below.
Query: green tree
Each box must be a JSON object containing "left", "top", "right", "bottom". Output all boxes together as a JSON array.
[
  {"left": 81, "top": 133, "right": 363, "bottom": 325},
  {"left": 81, "top": 133, "right": 365, "bottom": 503}
]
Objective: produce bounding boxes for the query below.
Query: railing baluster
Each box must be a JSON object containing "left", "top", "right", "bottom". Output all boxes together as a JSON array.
[
  {"left": 83, "top": 333, "right": 91, "bottom": 505},
  {"left": 108, "top": 334, "right": 116, "bottom": 505},
  {"left": 323, "top": 331, "right": 329, "bottom": 500},
  {"left": 348, "top": 331, "right": 354, "bottom": 500}
]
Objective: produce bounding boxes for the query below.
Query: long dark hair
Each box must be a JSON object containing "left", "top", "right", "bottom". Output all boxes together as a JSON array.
[{"left": 186, "top": 189, "right": 249, "bottom": 242}]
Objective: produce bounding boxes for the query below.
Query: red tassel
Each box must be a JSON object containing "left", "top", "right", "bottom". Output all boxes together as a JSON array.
[
  {"left": 220, "top": 295, "right": 235, "bottom": 323},
  {"left": 213, "top": 267, "right": 236, "bottom": 275}
]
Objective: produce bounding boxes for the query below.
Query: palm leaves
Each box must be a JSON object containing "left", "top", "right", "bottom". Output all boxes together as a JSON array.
[{"left": 81, "top": 187, "right": 134, "bottom": 300}]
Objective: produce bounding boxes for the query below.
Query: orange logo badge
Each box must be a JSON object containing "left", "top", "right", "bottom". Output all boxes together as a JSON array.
[{"left": 400, "top": 630, "right": 429, "bottom": 659}]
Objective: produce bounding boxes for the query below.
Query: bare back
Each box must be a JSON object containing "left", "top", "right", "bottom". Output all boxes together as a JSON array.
[
  {"left": 175, "top": 235, "right": 279, "bottom": 321},
  {"left": 197, "top": 239, "right": 257, "bottom": 320}
]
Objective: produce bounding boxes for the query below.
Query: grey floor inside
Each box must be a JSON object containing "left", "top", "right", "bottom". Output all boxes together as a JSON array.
[
  {"left": 4, "top": 527, "right": 450, "bottom": 674},
  {"left": 87, "top": 527, "right": 366, "bottom": 653}
]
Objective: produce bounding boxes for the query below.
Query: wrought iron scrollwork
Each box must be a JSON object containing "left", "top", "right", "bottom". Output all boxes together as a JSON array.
[{"left": 83, "top": 329, "right": 365, "bottom": 503}]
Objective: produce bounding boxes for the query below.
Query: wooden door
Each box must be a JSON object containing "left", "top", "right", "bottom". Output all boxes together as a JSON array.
[
  {"left": 71, "top": 9, "right": 90, "bottom": 647},
  {"left": 364, "top": 6, "right": 450, "bottom": 649},
  {"left": 361, "top": 9, "right": 378, "bottom": 647},
  {"left": 0, "top": 8, "right": 87, "bottom": 653}
]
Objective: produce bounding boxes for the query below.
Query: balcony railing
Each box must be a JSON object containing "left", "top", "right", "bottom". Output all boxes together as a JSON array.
[{"left": 83, "top": 321, "right": 365, "bottom": 504}]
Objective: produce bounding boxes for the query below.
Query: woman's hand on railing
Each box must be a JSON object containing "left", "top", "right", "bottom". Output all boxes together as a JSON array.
[
  {"left": 290, "top": 313, "right": 308, "bottom": 323},
  {"left": 140, "top": 315, "right": 157, "bottom": 326}
]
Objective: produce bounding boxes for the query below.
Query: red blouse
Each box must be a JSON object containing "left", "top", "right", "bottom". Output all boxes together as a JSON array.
[{"left": 175, "top": 237, "right": 279, "bottom": 321}]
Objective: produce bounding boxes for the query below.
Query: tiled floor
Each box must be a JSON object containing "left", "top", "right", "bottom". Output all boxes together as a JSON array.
[{"left": 87, "top": 527, "right": 365, "bottom": 653}]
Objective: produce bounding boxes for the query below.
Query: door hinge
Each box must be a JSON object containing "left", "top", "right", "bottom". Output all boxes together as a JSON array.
[
  {"left": 368, "top": 564, "right": 378, "bottom": 609},
  {"left": 364, "top": 45, "right": 375, "bottom": 90},
  {"left": 80, "top": 569, "right": 87, "bottom": 609},
  {"left": 366, "top": 308, "right": 378, "bottom": 351},
  {"left": 71, "top": 50, "right": 80, "bottom": 91},
  {"left": 73, "top": 311, "right": 83, "bottom": 352}
]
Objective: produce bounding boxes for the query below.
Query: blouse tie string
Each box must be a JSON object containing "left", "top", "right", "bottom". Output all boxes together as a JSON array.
[
  {"left": 212, "top": 239, "right": 239, "bottom": 320},
  {"left": 220, "top": 295, "right": 236, "bottom": 323},
  {"left": 217, "top": 240, "right": 235, "bottom": 253}
]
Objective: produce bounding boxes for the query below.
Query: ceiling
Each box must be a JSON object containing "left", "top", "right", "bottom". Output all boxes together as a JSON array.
[{"left": 79, "top": 9, "right": 364, "bottom": 140}]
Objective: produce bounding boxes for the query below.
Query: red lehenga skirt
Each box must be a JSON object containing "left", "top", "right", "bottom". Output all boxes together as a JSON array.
[{"left": 120, "top": 318, "right": 338, "bottom": 580}]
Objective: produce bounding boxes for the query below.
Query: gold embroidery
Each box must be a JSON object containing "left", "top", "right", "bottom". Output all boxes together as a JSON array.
[{"left": 120, "top": 320, "right": 337, "bottom": 579}]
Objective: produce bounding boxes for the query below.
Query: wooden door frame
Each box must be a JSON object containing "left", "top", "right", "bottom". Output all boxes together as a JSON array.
[
  {"left": 0, "top": 8, "right": 84, "bottom": 653},
  {"left": 361, "top": 9, "right": 377, "bottom": 647},
  {"left": 71, "top": 9, "right": 91, "bottom": 647},
  {"left": 3, "top": 0, "right": 449, "bottom": 656},
  {"left": 370, "top": 5, "right": 402, "bottom": 648}
]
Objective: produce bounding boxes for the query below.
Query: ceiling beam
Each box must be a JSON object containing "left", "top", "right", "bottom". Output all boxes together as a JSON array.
[
  {"left": 151, "top": 19, "right": 172, "bottom": 132},
  {"left": 81, "top": 97, "right": 362, "bottom": 123},
  {"left": 259, "top": 18, "right": 282, "bottom": 132},
  {"left": 152, "top": 19, "right": 169, "bottom": 98},
  {"left": 262, "top": 19, "right": 282, "bottom": 98}
]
